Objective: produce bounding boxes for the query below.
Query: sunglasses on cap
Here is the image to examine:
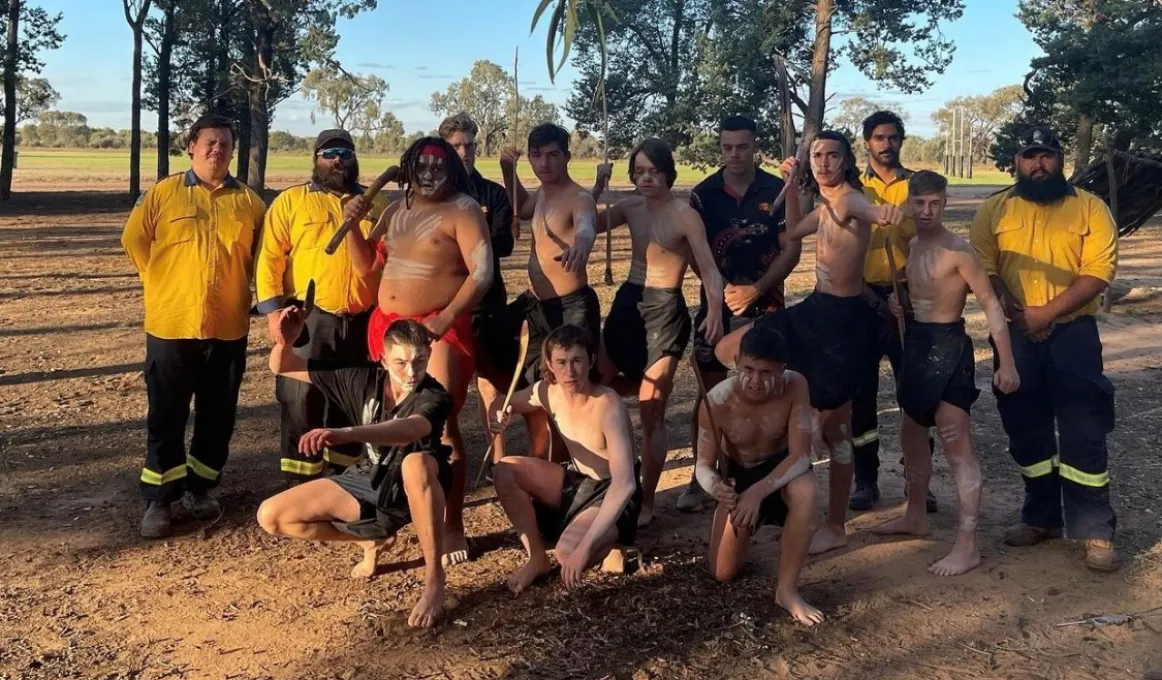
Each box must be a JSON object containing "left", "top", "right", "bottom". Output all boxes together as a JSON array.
[{"left": 317, "top": 147, "right": 355, "bottom": 160}]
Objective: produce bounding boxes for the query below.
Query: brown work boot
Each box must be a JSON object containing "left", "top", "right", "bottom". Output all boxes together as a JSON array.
[
  {"left": 1002, "top": 523, "right": 1062, "bottom": 547},
  {"left": 1083, "top": 540, "right": 1119, "bottom": 572},
  {"left": 140, "top": 501, "right": 173, "bottom": 539}
]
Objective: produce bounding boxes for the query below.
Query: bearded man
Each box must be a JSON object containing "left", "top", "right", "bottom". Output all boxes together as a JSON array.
[
  {"left": 256, "top": 129, "right": 389, "bottom": 484},
  {"left": 969, "top": 126, "right": 1120, "bottom": 572}
]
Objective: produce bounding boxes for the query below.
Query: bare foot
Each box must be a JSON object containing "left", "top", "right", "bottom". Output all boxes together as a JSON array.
[
  {"left": 776, "top": 588, "right": 825, "bottom": 627},
  {"left": 507, "top": 552, "right": 551, "bottom": 594},
  {"left": 637, "top": 506, "right": 655, "bottom": 528},
  {"left": 808, "top": 524, "right": 849, "bottom": 555},
  {"left": 928, "top": 539, "right": 981, "bottom": 577},
  {"left": 407, "top": 579, "right": 445, "bottom": 628},
  {"left": 350, "top": 536, "right": 395, "bottom": 579},
  {"left": 872, "top": 513, "right": 928, "bottom": 536},
  {"left": 441, "top": 528, "right": 470, "bottom": 567},
  {"left": 600, "top": 547, "right": 640, "bottom": 574}
]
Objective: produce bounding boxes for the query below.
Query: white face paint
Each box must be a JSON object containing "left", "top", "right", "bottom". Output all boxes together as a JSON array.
[
  {"left": 468, "top": 240, "right": 493, "bottom": 286},
  {"left": 383, "top": 344, "right": 429, "bottom": 395},
  {"left": 415, "top": 153, "right": 448, "bottom": 198}
]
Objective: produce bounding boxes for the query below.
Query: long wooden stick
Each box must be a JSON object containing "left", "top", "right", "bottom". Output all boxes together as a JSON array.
[
  {"left": 688, "top": 354, "right": 728, "bottom": 477},
  {"left": 884, "top": 232, "right": 907, "bottom": 341},
  {"left": 324, "top": 166, "right": 398, "bottom": 255},
  {"left": 601, "top": 81, "right": 614, "bottom": 286},
  {"left": 473, "top": 320, "right": 531, "bottom": 489},
  {"left": 511, "top": 47, "right": 520, "bottom": 237}
]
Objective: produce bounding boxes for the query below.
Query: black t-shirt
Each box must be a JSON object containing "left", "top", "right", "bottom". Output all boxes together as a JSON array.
[
  {"left": 467, "top": 170, "right": 514, "bottom": 311},
  {"left": 307, "top": 363, "right": 451, "bottom": 466},
  {"left": 690, "top": 166, "right": 788, "bottom": 311}
]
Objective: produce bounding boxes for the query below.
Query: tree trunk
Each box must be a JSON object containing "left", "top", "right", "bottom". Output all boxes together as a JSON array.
[
  {"left": 246, "top": 21, "right": 274, "bottom": 192},
  {"left": 125, "top": 0, "right": 152, "bottom": 196},
  {"left": 0, "top": 0, "right": 20, "bottom": 201},
  {"left": 130, "top": 27, "right": 144, "bottom": 195},
  {"left": 802, "top": 0, "right": 833, "bottom": 149},
  {"left": 156, "top": 1, "right": 175, "bottom": 178},
  {"left": 1075, "top": 113, "right": 1094, "bottom": 172}
]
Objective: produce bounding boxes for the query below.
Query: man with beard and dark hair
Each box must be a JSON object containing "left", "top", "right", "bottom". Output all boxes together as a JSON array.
[
  {"left": 970, "top": 125, "right": 1120, "bottom": 572},
  {"left": 849, "top": 111, "right": 938, "bottom": 513},
  {"left": 256, "top": 129, "right": 389, "bottom": 484}
]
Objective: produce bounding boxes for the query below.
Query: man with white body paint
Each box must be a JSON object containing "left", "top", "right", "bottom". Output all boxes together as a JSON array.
[
  {"left": 714, "top": 133, "right": 903, "bottom": 555},
  {"left": 591, "top": 137, "right": 726, "bottom": 527},
  {"left": 257, "top": 316, "right": 452, "bottom": 628},
  {"left": 874, "top": 170, "right": 1020, "bottom": 576},
  {"left": 343, "top": 136, "right": 493, "bottom": 566},
  {"left": 499, "top": 124, "right": 601, "bottom": 460},
  {"left": 697, "top": 325, "right": 822, "bottom": 626}
]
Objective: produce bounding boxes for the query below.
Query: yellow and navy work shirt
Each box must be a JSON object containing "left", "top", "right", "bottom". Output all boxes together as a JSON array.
[
  {"left": 861, "top": 165, "right": 916, "bottom": 286},
  {"left": 255, "top": 182, "right": 388, "bottom": 316},
  {"left": 121, "top": 170, "right": 266, "bottom": 341},
  {"left": 970, "top": 184, "right": 1118, "bottom": 321}
]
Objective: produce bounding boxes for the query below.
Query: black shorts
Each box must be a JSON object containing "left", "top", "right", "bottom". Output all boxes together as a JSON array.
[
  {"left": 897, "top": 320, "right": 980, "bottom": 428},
  {"left": 534, "top": 464, "right": 643, "bottom": 546},
  {"left": 603, "top": 283, "right": 692, "bottom": 380},
  {"left": 511, "top": 286, "right": 602, "bottom": 385},
  {"left": 471, "top": 303, "right": 517, "bottom": 386},
  {"left": 692, "top": 306, "right": 772, "bottom": 375},
  {"left": 756, "top": 291, "right": 878, "bottom": 411},
  {"left": 724, "top": 452, "right": 793, "bottom": 529},
  {"left": 329, "top": 454, "right": 453, "bottom": 540}
]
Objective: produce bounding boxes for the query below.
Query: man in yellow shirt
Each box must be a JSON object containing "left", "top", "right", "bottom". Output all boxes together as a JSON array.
[
  {"left": 121, "top": 114, "right": 266, "bottom": 538},
  {"left": 255, "top": 129, "right": 387, "bottom": 484},
  {"left": 970, "top": 126, "right": 1119, "bottom": 572},
  {"left": 850, "top": 111, "right": 936, "bottom": 513}
]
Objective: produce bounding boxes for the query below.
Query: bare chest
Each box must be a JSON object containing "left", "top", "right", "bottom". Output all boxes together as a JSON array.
[{"left": 383, "top": 206, "right": 460, "bottom": 260}]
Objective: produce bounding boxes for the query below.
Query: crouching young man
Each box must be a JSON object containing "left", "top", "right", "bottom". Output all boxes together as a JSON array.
[
  {"left": 257, "top": 310, "right": 452, "bottom": 628},
  {"left": 697, "top": 325, "right": 824, "bottom": 626},
  {"left": 490, "top": 324, "right": 643, "bottom": 594}
]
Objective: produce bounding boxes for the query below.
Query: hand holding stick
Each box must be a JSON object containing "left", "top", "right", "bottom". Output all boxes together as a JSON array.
[
  {"left": 324, "top": 165, "right": 399, "bottom": 255},
  {"left": 473, "top": 321, "right": 531, "bottom": 489}
]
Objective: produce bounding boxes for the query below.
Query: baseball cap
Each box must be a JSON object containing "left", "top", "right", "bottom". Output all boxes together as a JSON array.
[
  {"left": 314, "top": 129, "right": 354, "bottom": 152},
  {"left": 1017, "top": 126, "right": 1062, "bottom": 155}
]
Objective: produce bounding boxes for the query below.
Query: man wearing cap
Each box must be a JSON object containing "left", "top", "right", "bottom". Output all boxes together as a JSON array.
[
  {"left": 970, "top": 125, "right": 1120, "bottom": 571},
  {"left": 256, "top": 129, "right": 389, "bottom": 484},
  {"left": 122, "top": 114, "right": 266, "bottom": 538}
]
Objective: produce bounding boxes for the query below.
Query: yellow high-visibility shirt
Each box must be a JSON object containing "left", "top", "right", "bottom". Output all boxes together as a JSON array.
[
  {"left": 254, "top": 182, "right": 387, "bottom": 316},
  {"left": 970, "top": 185, "right": 1118, "bottom": 321},
  {"left": 121, "top": 170, "right": 266, "bottom": 341},
  {"left": 861, "top": 166, "right": 916, "bottom": 286}
]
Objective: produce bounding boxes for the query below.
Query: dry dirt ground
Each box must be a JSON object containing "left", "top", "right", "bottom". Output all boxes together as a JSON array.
[{"left": 2, "top": 186, "right": 1161, "bottom": 680}]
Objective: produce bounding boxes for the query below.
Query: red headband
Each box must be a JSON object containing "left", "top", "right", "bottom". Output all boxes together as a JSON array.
[{"left": 420, "top": 144, "right": 446, "bottom": 159}]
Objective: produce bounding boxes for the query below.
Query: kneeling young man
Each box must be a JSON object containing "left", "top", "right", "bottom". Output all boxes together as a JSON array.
[
  {"left": 874, "top": 171, "right": 1020, "bottom": 576},
  {"left": 697, "top": 325, "right": 823, "bottom": 626},
  {"left": 490, "top": 324, "right": 643, "bottom": 594},
  {"left": 257, "top": 312, "right": 452, "bottom": 628}
]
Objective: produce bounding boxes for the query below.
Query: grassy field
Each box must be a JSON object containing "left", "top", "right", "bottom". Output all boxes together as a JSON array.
[{"left": 9, "top": 147, "right": 1015, "bottom": 189}]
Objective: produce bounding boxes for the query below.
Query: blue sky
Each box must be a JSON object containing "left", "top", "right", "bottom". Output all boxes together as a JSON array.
[{"left": 32, "top": 0, "right": 1040, "bottom": 138}]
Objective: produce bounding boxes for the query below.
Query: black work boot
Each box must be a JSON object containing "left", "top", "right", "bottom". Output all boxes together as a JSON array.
[{"left": 849, "top": 480, "right": 880, "bottom": 511}]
